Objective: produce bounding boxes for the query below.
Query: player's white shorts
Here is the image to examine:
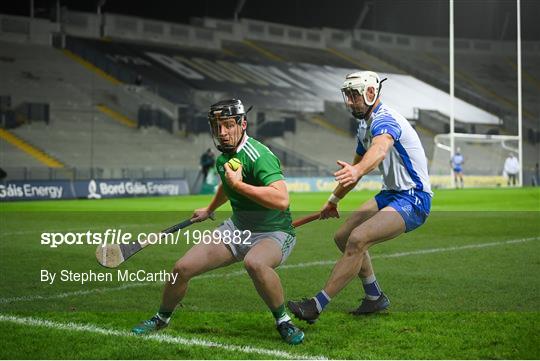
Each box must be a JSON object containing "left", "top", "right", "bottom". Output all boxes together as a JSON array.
[{"left": 216, "top": 218, "right": 296, "bottom": 265}]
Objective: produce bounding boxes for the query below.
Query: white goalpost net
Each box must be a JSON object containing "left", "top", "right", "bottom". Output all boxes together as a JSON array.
[
  {"left": 442, "top": 0, "right": 523, "bottom": 189},
  {"left": 430, "top": 133, "right": 521, "bottom": 188}
]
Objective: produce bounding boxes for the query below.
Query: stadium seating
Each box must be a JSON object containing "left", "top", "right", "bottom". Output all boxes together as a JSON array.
[
  {"left": 360, "top": 42, "right": 540, "bottom": 134},
  {"left": 0, "top": 40, "right": 214, "bottom": 180},
  {"left": 1, "top": 13, "right": 537, "bottom": 186},
  {"left": 0, "top": 140, "right": 44, "bottom": 168},
  {"left": 267, "top": 114, "right": 357, "bottom": 169}
]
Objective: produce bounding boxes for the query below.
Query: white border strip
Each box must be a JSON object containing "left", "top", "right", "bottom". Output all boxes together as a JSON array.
[
  {"left": 0, "top": 236, "right": 538, "bottom": 305},
  {"left": 0, "top": 314, "right": 326, "bottom": 360}
]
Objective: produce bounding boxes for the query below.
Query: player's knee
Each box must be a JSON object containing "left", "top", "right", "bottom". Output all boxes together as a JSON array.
[
  {"left": 344, "top": 240, "right": 366, "bottom": 257},
  {"left": 345, "top": 234, "right": 369, "bottom": 255},
  {"left": 172, "top": 260, "right": 194, "bottom": 281},
  {"left": 243, "top": 257, "right": 265, "bottom": 275}
]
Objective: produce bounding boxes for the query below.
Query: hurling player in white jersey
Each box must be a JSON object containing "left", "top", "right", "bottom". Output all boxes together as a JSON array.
[
  {"left": 288, "top": 71, "right": 433, "bottom": 323},
  {"left": 450, "top": 148, "right": 465, "bottom": 188}
]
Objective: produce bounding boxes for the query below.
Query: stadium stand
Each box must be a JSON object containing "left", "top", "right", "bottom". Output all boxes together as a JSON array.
[
  {"left": 0, "top": 137, "right": 45, "bottom": 168},
  {"left": 0, "top": 40, "right": 214, "bottom": 183},
  {"left": 358, "top": 41, "right": 540, "bottom": 134},
  {"left": 60, "top": 31, "right": 506, "bottom": 177},
  {"left": 1, "top": 10, "right": 538, "bottom": 189},
  {"left": 267, "top": 114, "right": 355, "bottom": 168}
]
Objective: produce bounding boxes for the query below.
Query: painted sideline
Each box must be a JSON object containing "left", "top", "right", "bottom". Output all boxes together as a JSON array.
[{"left": 0, "top": 314, "right": 327, "bottom": 360}]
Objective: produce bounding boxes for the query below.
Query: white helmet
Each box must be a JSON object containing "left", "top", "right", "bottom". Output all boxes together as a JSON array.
[{"left": 341, "top": 71, "right": 384, "bottom": 118}]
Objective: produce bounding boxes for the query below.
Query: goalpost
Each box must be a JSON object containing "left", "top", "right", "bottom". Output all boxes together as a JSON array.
[
  {"left": 446, "top": 0, "right": 523, "bottom": 188},
  {"left": 431, "top": 133, "right": 520, "bottom": 188}
]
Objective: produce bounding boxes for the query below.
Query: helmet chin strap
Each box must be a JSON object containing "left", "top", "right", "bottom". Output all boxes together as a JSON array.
[{"left": 352, "top": 78, "right": 387, "bottom": 120}]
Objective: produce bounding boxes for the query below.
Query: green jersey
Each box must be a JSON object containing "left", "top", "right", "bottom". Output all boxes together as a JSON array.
[{"left": 216, "top": 136, "right": 295, "bottom": 236}]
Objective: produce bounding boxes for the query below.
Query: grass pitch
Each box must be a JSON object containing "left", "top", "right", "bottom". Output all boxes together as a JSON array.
[{"left": 1, "top": 188, "right": 539, "bottom": 359}]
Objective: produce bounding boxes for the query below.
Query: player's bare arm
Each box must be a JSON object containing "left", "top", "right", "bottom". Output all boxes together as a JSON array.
[
  {"left": 191, "top": 184, "right": 228, "bottom": 222},
  {"left": 224, "top": 163, "right": 289, "bottom": 211},
  {"left": 288, "top": 71, "right": 433, "bottom": 324},
  {"left": 320, "top": 153, "right": 363, "bottom": 219},
  {"left": 335, "top": 134, "right": 394, "bottom": 187},
  {"left": 133, "top": 99, "right": 305, "bottom": 345}
]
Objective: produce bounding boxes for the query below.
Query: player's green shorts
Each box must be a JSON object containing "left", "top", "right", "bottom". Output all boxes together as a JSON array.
[{"left": 216, "top": 218, "right": 296, "bottom": 265}]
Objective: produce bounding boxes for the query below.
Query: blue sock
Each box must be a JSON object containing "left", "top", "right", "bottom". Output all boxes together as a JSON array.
[
  {"left": 313, "top": 290, "right": 331, "bottom": 313},
  {"left": 362, "top": 274, "right": 382, "bottom": 300}
]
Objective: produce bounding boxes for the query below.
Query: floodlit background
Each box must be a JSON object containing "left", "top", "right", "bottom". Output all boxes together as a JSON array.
[
  {"left": 0, "top": 1, "right": 539, "bottom": 359},
  {"left": 0, "top": 0, "right": 539, "bottom": 191}
]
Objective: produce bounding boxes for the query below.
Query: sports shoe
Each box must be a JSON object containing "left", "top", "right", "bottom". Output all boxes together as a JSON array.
[
  {"left": 131, "top": 315, "right": 168, "bottom": 335},
  {"left": 350, "top": 293, "right": 390, "bottom": 315},
  {"left": 277, "top": 321, "right": 304, "bottom": 345},
  {"left": 287, "top": 298, "right": 320, "bottom": 324}
]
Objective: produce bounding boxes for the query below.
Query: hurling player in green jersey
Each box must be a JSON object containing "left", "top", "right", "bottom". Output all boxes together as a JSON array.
[{"left": 132, "top": 99, "right": 304, "bottom": 345}]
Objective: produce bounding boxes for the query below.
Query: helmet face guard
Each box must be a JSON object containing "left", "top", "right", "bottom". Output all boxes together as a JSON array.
[
  {"left": 341, "top": 88, "right": 366, "bottom": 119},
  {"left": 340, "top": 71, "right": 385, "bottom": 120},
  {"left": 208, "top": 99, "right": 250, "bottom": 154}
]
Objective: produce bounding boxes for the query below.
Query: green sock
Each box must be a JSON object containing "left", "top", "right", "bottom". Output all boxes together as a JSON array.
[
  {"left": 158, "top": 307, "right": 173, "bottom": 321},
  {"left": 271, "top": 304, "right": 286, "bottom": 319}
]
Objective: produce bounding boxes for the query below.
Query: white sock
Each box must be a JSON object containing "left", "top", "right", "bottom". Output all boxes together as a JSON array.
[
  {"left": 313, "top": 297, "right": 322, "bottom": 313},
  {"left": 156, "top": 313, "right": 170, "bottom": 324},
  {"left": 276, "top": 313, "right": 291, "bottom": 325},
  {"left": 362, "top": 274, "right": 377, "bottom": 284}
]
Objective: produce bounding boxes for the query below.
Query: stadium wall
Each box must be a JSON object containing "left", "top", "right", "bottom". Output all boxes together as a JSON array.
[
  {"left": 0, "top": 14, "right": 59, "bottom": 45},
  {"left": 3, "top": 12, "right": 538, "bottom": 55}
]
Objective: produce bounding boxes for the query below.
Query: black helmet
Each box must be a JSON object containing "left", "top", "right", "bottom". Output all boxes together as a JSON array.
[{"left": 208, "top": 99, "right": 251, "bottom": 154}]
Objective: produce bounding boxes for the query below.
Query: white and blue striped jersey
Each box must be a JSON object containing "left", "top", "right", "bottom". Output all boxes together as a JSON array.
[
  {"left": 355, "top": 102, "right": 432, "bottom": 195},
  {"left": 451, "top": 154, "right": 464, "bottom": 168}
]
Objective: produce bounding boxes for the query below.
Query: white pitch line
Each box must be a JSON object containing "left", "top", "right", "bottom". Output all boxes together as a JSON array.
[
  {"left": 0, "top": 283, "right": 146, "bottom": 304},
  {"left": 281, "top": 236, "right": 540, "bottom": 267},
  {"left": 373, "top": 236, "right": 539, "bottom": 259},
  {"left": 0, "top": 236, "right": 538, "bottom": 305},
  {"left": 0, "top": 314, "right": 327, "bottom": 360},
  {"left": 0, "top": 270, "right": 252, "bottom": 304},
  {"left": 0, "top": 270, "right": 251, "bottom": 304}
]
